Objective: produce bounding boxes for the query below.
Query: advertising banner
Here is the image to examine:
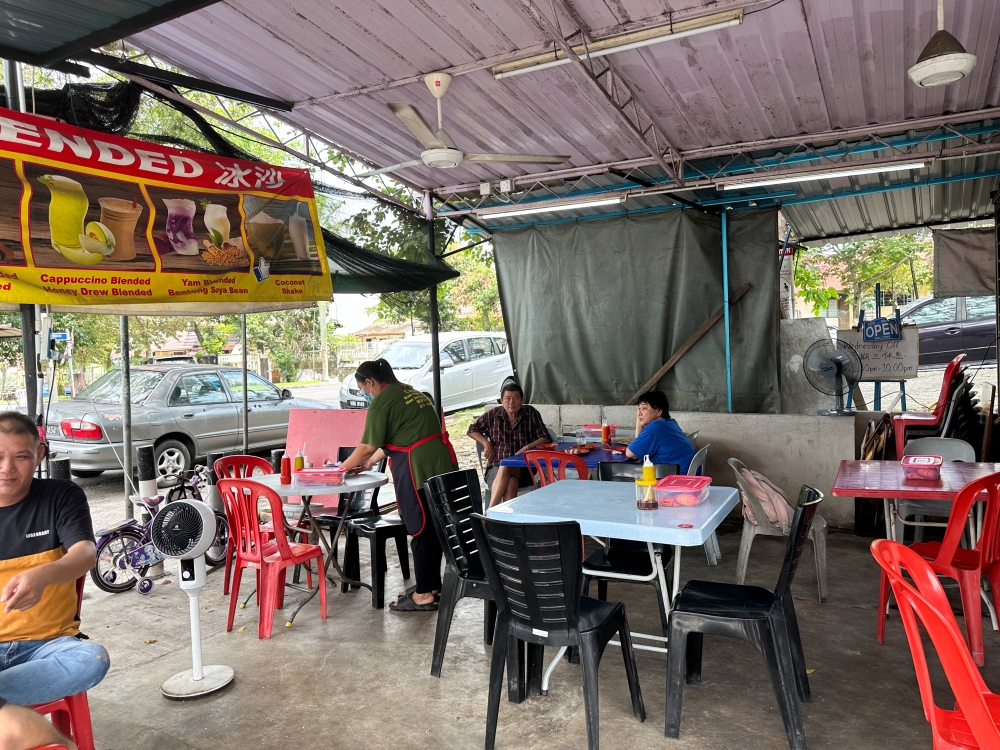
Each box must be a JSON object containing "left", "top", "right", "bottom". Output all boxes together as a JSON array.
[{"left": 0, "top": 107, "right": 331, "bottom": 305}]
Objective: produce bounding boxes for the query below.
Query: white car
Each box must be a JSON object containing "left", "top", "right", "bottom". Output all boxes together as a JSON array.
[{"left": 340, "top": 331, "right": 514, "bottom": 412}]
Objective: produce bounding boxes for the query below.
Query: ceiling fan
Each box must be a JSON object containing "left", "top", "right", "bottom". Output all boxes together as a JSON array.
[{"left": 357, "top": 73, "right": 570, "bottom": 179}]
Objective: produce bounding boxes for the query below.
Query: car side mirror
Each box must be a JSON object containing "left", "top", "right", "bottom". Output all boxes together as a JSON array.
[
  {"left": 280, "top": 388, "right": 292, "bottom": 399},
  {"left": 440, "top": 358, "right": 454, "bottom": 369},
  {"left": 902, "top": 318, "right": 915, "bottom": 326}
]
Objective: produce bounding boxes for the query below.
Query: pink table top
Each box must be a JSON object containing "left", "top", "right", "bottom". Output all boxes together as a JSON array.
[{"left": 831, "top": 460, "right": 1000, "bottom": 500}]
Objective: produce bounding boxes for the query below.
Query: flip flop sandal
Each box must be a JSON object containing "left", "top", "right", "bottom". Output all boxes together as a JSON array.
[
  {"left": 389, "top": 593, "right": 439, "bottom": 612},
  {"left": 398, "top": 585, "right": 441, "bottom": 602}
]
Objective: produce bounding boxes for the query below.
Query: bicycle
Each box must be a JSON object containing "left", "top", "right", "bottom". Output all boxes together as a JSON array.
[{"left": 91, "top": 466, "right": 230, "bottom": 594}]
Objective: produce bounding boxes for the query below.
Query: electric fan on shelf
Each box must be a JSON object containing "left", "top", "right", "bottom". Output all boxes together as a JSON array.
[
  {"left": 150, "top": 500, "right": 234, "bottom": 699},
  {"left": 803, "top": 339, "right": 863, "bottom": 416}
]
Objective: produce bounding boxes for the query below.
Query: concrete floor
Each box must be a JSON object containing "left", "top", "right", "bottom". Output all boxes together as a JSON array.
[{"left": 79, "top": 516, "right": 995, "bottom": 750}]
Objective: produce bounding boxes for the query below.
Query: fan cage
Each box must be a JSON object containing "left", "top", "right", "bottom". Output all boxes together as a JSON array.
[{"left": 151, "top": 503, "right": 205, "bottom": 558}]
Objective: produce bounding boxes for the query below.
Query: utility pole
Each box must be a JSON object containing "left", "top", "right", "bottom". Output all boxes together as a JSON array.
[
  {"left": 318, "top": 301, "right": 329, "bottom": 380},
  {"left": 423, "top": 191, "right": 441, "bottom": 411}
]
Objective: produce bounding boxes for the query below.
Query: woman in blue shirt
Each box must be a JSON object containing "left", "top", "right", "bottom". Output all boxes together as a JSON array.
[{"left": 625, "top": 390, "right": 695, "bottom": 473}]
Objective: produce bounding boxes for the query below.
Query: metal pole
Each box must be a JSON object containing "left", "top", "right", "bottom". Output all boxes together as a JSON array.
[
  {"left": 241, "top": 314, "right": 249, "bottom": 453},
  {"left": 874, "top": 282, "right": 882, "bottom": 411},
  {"left": 995, "top": 192, "right": 1000, "bottom": 397},
  {"left": 19, "top": 305, "right": 35, "bottom": 420},
  {"left": 424, "top": 191, "right": 442, "bottom": 411},
  {"left": 121, "top": 316, "right": 134, "bottom": 518},
  {"left": 319, "top": 301, "right": 329, "bottom": 380},
  {"left": 4, "top": 59, "right": 22, "bottom": 111},
  {"left": 721, "top": 211, "right": 733, "bottom": 413}
]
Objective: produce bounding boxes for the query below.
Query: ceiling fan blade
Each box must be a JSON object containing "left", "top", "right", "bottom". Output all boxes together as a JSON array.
[
  {"left": 356, "top": 159, "right": 424, "bottom": 178},
  {"left": 389, "top": 103, "right": 446, "bottom": 150},
  {"left": 435, "top": 128, "right": 457, "bottom": 149},
  {"left": 464, "top": 152, "right": 570, "bottom": 164}
]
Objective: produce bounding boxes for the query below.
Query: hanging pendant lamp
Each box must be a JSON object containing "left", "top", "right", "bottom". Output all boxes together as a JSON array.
[{"left": 907, "top": 0, "right": 977, "bottom": 87}]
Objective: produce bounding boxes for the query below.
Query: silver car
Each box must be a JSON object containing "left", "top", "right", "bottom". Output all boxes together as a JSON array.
[
  {"left": 47, "top": 364, "right": 333, "bottom": 477},
  {"left": 339, "top": 331, "right": 515, "bottom": 412}
]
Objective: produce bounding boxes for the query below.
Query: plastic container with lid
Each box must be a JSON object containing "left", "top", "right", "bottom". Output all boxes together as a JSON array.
[
  {"left": 655, "top": 475, "right": 712, "bottom": 507},
  {"left": 901, "top": 455, "right": 943, "bottom": 481},
  {"left": 293, "top": 466, "right": 347, "bottom": 486}
]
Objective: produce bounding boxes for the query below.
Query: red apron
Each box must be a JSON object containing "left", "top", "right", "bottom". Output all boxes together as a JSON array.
[{"left": 384, "top": 416, "right": 456, "bottom": 536}]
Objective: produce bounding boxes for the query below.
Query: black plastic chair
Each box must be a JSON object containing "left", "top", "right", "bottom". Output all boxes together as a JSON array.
[
  {"left": 471, "top": 513, "right": 645, "bottom": 750},
  {"left": 583, "top": 462, "right": 677, "bottom": 636},
  {"left": 314, "top": 448, "right": 408, "bottom": 608},
  {"left": 665, "top": 485, "right": 822, "bottom": 750},
  {"left": 423, "top": 469, "right": 497, "bottom": 678}
]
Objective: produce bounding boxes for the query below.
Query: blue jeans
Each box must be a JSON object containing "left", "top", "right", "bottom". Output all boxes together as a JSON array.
[{"left": 0, "top": 637, "right": 109, "bottom": 705}]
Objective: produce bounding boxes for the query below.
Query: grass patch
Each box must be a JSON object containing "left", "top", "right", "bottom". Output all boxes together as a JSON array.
[{"left": 275, "top": 379, "right": 326, "bottom": 387}]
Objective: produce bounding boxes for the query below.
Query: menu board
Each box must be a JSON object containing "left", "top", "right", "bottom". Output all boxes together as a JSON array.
[
  {"left": 0, "top": 107, "right": 331, "bottom": 305},
  {"left": 838, "top": 325, "right": 919, "bottom": 380}
]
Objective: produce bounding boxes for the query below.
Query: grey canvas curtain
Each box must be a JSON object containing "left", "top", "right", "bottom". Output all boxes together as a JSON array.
[
  {"left": 493, "top": 208, "right": 779, "bottom": 412},
  {"left": 933, "top": 228, "right": 995, "bottom": 297}
]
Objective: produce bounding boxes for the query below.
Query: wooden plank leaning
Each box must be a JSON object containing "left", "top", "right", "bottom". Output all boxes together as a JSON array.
[{"left": 626, "top": 282, "right": 752, "bottom": 405}]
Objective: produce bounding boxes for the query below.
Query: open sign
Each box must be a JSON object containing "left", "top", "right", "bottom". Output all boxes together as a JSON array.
[{"left": 862, "top": 317, "right": 902, "bottom": 342}]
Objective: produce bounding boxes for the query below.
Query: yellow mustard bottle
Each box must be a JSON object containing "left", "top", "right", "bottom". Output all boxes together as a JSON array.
[{"left": 642, "top": 454, "right": 656, "bottom": 484}]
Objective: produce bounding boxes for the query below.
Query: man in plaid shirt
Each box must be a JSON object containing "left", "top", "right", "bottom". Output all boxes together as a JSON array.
[{"left": 468, "top": 382, "right": 550, "bottom": 506}]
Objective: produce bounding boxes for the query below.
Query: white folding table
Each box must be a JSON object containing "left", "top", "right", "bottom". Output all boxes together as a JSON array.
[{"left": 487, "top": 481, "right": 737, "bottom": 684}]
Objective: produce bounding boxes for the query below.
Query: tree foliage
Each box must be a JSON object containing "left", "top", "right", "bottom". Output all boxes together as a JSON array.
[{"left": 794, "top": 233, "right": 933, "bottom": 317}]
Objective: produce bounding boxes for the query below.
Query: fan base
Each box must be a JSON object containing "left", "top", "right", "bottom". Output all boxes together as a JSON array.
[
  {"left": 161, "top": 665, "right": 234, "bottom": 700},
  {"left": 817, "top": 408, "right": 856, "bottom": 417}
]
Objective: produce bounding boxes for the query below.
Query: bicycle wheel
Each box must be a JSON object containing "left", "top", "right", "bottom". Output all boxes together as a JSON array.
[
  {"left": 204, "top": 512, "right": 230, "bottom": 568},
  {"left": 91, "top": 528, "right": 150, "bottom": 593}
]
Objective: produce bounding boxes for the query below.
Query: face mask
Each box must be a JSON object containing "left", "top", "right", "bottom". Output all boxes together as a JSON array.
[{"left": 363, "top": 391, "right": 374, "bottom": 404}]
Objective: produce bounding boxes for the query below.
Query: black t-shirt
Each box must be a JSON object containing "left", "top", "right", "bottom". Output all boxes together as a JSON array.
[{"left": 0, "top": 479, "right": 94, "bottom": 561}]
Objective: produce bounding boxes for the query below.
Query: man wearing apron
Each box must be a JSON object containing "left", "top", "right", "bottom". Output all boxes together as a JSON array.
[{"left": 339, "top": 359, "right": 457, "bottom": 611}]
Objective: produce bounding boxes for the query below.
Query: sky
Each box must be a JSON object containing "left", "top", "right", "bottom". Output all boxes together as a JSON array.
[{"left": 331, "top": 293, "right": 377, "bottom": 334}]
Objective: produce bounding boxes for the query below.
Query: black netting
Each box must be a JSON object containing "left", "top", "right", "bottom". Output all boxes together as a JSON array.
[
  {"left": 323, "top": 227, "right": 459, "bottom": 294},
  {"left": 1, "top": 78, "right": 456, "bottom": 292}
]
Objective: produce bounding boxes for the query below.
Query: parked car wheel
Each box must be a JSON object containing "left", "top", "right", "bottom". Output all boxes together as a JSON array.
[
  {"left": 71, "top": 469, "right": 104, "bottom": 478},
  {"left": 155, "top": 439, "right": 190, "bottom": 476}
]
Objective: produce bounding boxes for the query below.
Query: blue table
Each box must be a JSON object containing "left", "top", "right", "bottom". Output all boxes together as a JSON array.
[
  {"left": 488, "top": 480, "right": 739, "bottom": 670},
  {"left": 498, "top": 442, "right": 633, "bottom": 469}
]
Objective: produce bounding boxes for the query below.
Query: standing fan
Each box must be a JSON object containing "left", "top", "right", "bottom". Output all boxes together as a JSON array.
[
  {"left": 803, "top": 339, "right": 863, "bottom": 416},
  {"left": 151, "top": 500, "right": 234, "bottom": 699}
]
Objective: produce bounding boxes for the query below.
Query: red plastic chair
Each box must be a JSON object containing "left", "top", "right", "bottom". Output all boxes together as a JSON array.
[
  {"left": 214, "top": 456, "right": 310, "bottom": 595},
  {"left": 30, "top": 578, "right": 96, "bottom": 750},
  {"left": 893, "top": 354, "right": 965, "bottom": 458},
  {"left": 218, "top": 478, "right": 327, "bottom": 639},
  {"left": 872, "top": 539, "right": 1000, "bottom": 748},
  {"left": 877, "top": 471, "right": 1000, "bottom": 666},
  {"left": 524, "top": 450, "right": 589, "bottom": 488}
]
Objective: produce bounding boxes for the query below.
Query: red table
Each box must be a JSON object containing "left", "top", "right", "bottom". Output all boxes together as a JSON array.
[{"left": 831, "top": 460, "right": 1000, "bottom": 541}]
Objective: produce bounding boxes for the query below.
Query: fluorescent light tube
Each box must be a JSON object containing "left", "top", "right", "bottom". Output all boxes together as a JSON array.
[
  {"left": 493, "top": 10, "right": 743, "bottom": 80},
  {"left": 481, "top": 196, "right": 625, "bottom": 219},
  {"left": 721, "top": 162, "right": 926, "bottom": 191}
]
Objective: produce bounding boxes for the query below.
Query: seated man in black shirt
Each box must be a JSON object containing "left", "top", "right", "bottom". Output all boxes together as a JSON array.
[{"left": 0, "top": 412, "right": 109, "bottom": 707}]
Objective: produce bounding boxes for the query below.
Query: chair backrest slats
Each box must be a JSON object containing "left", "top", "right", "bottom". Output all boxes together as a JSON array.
[
  {"left": 218, "top": 478, "right": 294, "bottom": 562},
  {"left": 472, "top": 514, "right": 582, "bottom": 642},
  {"left": 424, "top": 470, "right": 487, "bottom": 579},
  {"left": 525, "top": 450, "right": 588, "bottom": 487},
  {"left": 728, "top": 457, "right": 780, "bottom": 532},
  {"left": 872, "top": 539, "right": 999, "bottom": 745},
  {"left": 214, "top": 455, "right": 273, "bottom": 479},
  {"left": 773, "top": 485, "right": 823, "bottom": 601},
  {"left": 687, "top": 445, "right": 710, "bottom": 477},
  {"left": 903, "top": 437, "right": 976, "bottom": 463},
  {"left": 597, "top": 462, "right": 677, "bottom": 482}
]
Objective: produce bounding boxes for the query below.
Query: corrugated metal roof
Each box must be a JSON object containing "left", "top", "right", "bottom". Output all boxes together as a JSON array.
[
  {"left": 129, "top": 0, "right": 1000, "bottom": 238},
  {"left": 0, "top": 0, "right": 216, "bottom": 67}
]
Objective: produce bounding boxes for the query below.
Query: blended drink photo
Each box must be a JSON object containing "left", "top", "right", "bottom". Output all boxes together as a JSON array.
[{"left": 98, "top": 197, "right": 144, "bottom": 261}]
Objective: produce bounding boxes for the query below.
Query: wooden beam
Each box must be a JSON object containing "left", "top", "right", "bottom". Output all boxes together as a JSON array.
[{"left": 627, "top": 282, "right": 751, "bottom": 405}]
